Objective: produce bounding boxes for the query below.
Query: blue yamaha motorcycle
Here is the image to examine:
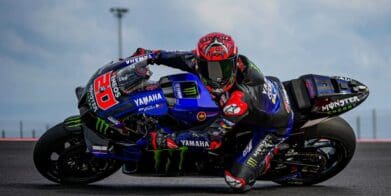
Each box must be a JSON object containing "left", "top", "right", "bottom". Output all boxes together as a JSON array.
[{"left": 33, "top": 54, "right": 369, "bottom": 188}]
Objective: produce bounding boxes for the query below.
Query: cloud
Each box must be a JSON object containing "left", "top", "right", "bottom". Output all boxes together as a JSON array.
[
  {"left": 190, "top": 1, "right": 390, "bottom": 80},
  {"left": 0, "top": 0, "right": 390, "bottom": 125},
  {"left": 162, "top": 0, "right": 391, "bottom": 111}
]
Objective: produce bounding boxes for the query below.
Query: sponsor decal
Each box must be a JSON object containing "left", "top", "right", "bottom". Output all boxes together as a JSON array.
[
  {"left": 178, "top": 146, "right": 188, "bottom": 171},
  {"left": 87, "top": 85, "right": 98, "bottom": 112},
  {"left": 196, "top": 111, "right": 207, "bottom": 121},
  {"left": 174, "top": 83, "right": 183, "bottom": 98},
  {"left": 64, "top": 116, "right": 82, "bottom": 129},
  {"left": 223, "top": 104, "right": 241, "bottom": 115},
  {"left": 134, "top": 93, "right": 164, "bottom": 107},
  {"left": 138, "top": 104, "right": 163, "bottom": 112},
  {"left": 223, "top": 91, "right": 247, "bottom": 116},
  {"left": 125, "top": 54, "right": 148, "bottom": 65},
  {"left": 242, "top": 139, "right": 253, "bottom": 157},
  {"left": 262, "top": 81, "right": 277, "bottom": 104},
  {"left": 321, "top": 96, "right": 360, "bottom": 112},
  {"left": 93, "top": 71, "right": 119, "bottom": 110},
  {"left": 335, "top": 76, "right": 352, "bottom": 81},
  {"left": 253, "top": 137, "right": 273, "bottom": 157},
  {"left": 174, "top": 82, "right": 198, "bottom": 98},
  {"left": 246, "top": 157, "right": 258, "bottom": 168},
  {"left": 92, "top": 145, "right": 108, "bottom": 151},
  {"left": 110, "top": 73, "right": 121, "bottom": 98},
  {"left": 182, "top": 86, "right": 197, "bottom": 97},
  {"left": 180, "top": 140, "right": 210, "bottom": 148},
  {"left": 96, "top": 117, "right": 110, "bottom": 134},
  {"left": 151, "top": 147, "right": 188, "bottom": 173}
]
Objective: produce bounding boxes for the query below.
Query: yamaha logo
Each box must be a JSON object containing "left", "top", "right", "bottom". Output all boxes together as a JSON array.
[
  {"left": 180, "top": 140, "right": 210, "bottom": 148},
  {"left": 134, "top": 93, "right": 163, "bottom": 107}
]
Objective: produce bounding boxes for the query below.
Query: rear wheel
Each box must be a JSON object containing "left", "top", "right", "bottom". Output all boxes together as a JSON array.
[
  {"left": 272, "top": 117, "right": 356, "bottom": 186},
  {"left": 33, "top": 122, "right": 122, "bottom": 184}
]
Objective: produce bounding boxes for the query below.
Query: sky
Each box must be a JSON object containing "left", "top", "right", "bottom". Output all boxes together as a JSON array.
[{"left": 0, "top": 0, "right": 390, "bottom": 137}]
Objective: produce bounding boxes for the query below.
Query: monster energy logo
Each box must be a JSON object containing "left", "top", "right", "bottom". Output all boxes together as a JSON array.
[
  {"left": 247, "top": 157, "right": 258, "bottom": 168},
  {"left": 326, "top": 104, "right": 354, "bottom": 115},
  {"left": 181, "top": 84, "right": 198, "bottom": 98},
  {"left": 64, "top": 116, "right": 82, "bottom": 129},
  {"left": 178, "top": 146, "right": 188, "bottom": 171},
  {"left": 183, "top": 86, "right": 197, "bottom": 95},
  {"left": 151, "top": 146, "right": 188, "bottom": 173},
  {"left": 96, "top": 118, "right": 109, "bottom": 134},
  {"left": 321, "top": 96, "right": 360, "bottom": 114},
  {"left": 153, "top": 149, "right": 162, "bottom": 171}
]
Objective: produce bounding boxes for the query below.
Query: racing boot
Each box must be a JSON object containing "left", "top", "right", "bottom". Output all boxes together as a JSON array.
[{"left": 224, "top": 133, "right": 283, "bottom": 192}]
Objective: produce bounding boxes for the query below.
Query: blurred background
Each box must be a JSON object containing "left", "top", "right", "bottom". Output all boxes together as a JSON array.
[{"left": 0, "top": 0, "right": 390, "bottom": 139}]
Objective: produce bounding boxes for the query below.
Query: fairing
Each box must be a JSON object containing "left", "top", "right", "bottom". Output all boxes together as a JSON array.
[{"left": 283, "top": 74, "right": 369, "bottom": 121}]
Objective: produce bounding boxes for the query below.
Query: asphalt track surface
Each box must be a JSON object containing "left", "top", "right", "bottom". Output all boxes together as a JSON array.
[{"left": 1, "top": 141, "right": 390, "bottom": 196}]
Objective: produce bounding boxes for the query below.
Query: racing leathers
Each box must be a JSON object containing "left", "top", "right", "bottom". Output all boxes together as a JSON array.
[{"left": 140, "top": 49, "right": 294, "bottom": 191}]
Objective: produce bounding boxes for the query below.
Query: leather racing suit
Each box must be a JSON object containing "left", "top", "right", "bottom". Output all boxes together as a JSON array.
[{"left": 152, "top": 50, "right": 294, "bottom": 190}]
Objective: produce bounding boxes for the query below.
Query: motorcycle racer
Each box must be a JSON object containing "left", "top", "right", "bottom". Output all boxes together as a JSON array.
[{"left": 131, "top": 32, "right": 294, "bottom": 191}]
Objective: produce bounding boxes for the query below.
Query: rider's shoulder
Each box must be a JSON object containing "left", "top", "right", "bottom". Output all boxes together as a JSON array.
[{"left": 237, "top": 55, "right": 265, "bottom": 86}]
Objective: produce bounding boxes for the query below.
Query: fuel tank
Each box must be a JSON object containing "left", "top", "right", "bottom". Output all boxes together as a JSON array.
[{"left": 159, "top": 73, "right": 219, "bottom": 126}]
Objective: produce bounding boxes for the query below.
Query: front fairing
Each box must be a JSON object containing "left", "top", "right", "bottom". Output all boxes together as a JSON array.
[{"left": 80, "top": 55, "right": 156, "bottom": 118}]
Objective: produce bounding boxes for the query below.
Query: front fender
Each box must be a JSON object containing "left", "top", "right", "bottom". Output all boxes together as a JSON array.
[{"left": 63, "top": 115, "right": 83, "bottom": 133}]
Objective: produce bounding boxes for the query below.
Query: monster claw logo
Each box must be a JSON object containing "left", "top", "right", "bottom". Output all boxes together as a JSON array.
[
  {"left": 151, "top": 147, "right": 189, "bottom": 173},
  {"left": 96, "top": 118, "right": 109, "bottom": 134},
  {"left": 64, "top": 116, "right": 82, "bottom": 129},
  {"left": 183, "top": 86, "right": 197, "bottom": 96},
  {"left": 247, "top": 157, "right": 257, "bottom": 168},
  {"left": 178, "top": 82, "right": 198, "bottom": 98}
]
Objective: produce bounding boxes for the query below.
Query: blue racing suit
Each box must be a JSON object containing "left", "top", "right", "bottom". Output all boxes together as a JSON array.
[{"left": 137, "top": 49, "right": 294, "bottom": 191}]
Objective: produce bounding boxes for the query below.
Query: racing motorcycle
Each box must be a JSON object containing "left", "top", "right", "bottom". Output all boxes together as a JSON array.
[{"left": 33, "top": 54, "right": 369, "bottom": 189}]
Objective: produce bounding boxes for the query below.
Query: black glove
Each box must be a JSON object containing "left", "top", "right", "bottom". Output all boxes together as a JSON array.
[
  {"left": 131, "top": 48, "right": 152, "bottom": 57},
  {"left": 131, "top": 48, "right": 160, "bottom": 64}
]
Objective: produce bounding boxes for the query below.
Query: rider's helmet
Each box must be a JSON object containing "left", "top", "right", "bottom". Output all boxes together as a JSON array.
[{"left": 195, "top": 32, "right": 238, "bottom": 94}]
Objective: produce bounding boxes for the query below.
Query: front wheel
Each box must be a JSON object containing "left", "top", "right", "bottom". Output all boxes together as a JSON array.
[
  {"left": 33, "top": 121, "right": 122, "bottom": 184},
  {"left": 272, "top": 117, "right": 356, "bottom": 186}
]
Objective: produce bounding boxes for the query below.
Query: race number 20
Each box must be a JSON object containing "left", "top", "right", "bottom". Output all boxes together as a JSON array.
[{"left": 93, "top": 72, "right": 118, "bottom": 110}]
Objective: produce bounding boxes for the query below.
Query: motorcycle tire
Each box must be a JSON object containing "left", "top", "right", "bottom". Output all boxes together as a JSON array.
[
  {"left": 33, "top": 122, "right": 122, "bottom": 184},
  {"left": 273, "top": 117, "right": 356, "bottom": 186}
]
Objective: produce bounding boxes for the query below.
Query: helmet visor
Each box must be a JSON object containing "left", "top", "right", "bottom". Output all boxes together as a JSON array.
[{"left": 198, "top": 56, "right": 236, "bottom": 86}]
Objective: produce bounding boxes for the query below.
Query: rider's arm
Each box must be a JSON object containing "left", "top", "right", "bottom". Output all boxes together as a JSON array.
[
  {"left": 238, "top": 55, "right": 266, "bottom": 86},
  {"left": 131, "top": 48, "right": 198, "bottom": 74},
  {"left": 154, "top": 50, "right": 198, "bottom": 74}
]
